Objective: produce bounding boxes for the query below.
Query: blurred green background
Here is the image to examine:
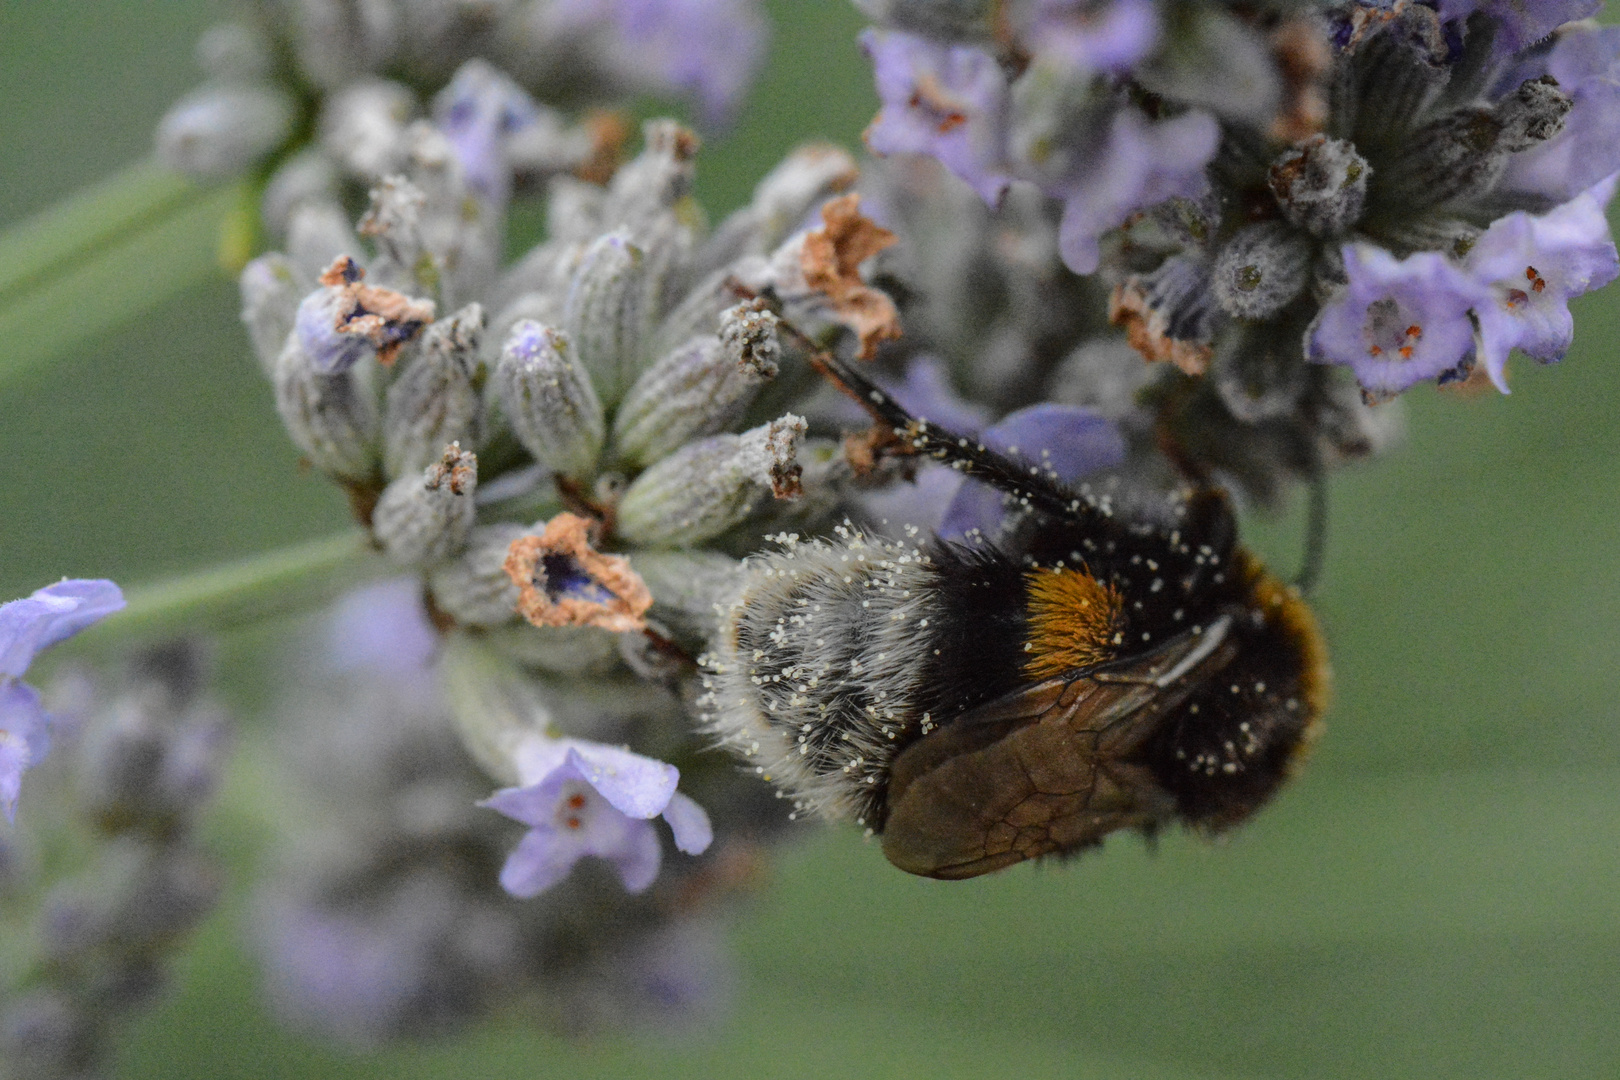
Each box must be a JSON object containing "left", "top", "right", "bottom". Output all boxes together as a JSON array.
[{"left": 3, "top": 3, "right": 1618, "bottom": 1078}]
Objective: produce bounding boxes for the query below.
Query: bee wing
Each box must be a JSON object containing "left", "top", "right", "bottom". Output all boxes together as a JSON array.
[{"left": 880, "top": 617, "right": 1239, "bottom": 879}]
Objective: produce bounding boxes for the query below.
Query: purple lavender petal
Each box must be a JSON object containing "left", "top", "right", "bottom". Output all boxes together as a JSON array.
[
  {"left": 0, "top": 580, "right": 125, "bottom": 679},
  {"left": 660, "top": 792, "right": 713, "bottom": 855},
  {"left": 859, "top": 462, "right": 969, "bottom": 537},
  {"left": 1308, "top": 244, "right": 1488, "bottom": 397},
  {"left": 434, "top": 60, "right": 540, "bottom": 208},
  {"left": 1501, "top": 26, "right": 1620, "bottom": 202},
  {"left": 603, "top": 817, "right": 663, "bottom": 893},
  {"left": 498, "top": 825, "right": 589, "bottom": 898},
  {"left": 1053, "top": 107, "right": 1219, "bottom": 275},
  {"left": 1465, "top": 179, "right": 1619, "bottom": 390},
  {"left": 1027, "top": 0, "right": 1161, "bottom": 75},
  {"left": 0, "top": 681, "right": 51, "bottom": 824},
  {"left": 861, "top": 29, "right": 1016, "bottom": 206},
  {"left": 940, "top": 404, "right": 1127, "bottom": 540},
  {"left": 562, "top": 745, "right": 678, "bottom": 819}
]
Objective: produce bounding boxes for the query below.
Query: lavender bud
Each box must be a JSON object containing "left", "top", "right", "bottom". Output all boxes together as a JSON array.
[
  {"left": 426, "top": 523, "right": 527, "bottom": 627},
  {"left": 384, "top": 304, "right": 486, "bottom": 478},
  {"left": 1268, "top": 136, "right": 1369, "bottom": 238},
  {"left": 630, "top": 550, "right": 745, "bottom": 641},
  {"left": 602, "top": 120, "right": 699, "bottom": 234},
  {"left": 297, "top": 256, "right": 436, "bottom": 373},
  {"left": 482, "top": 622, "right": 622, "bottom": 676},
  {"left": 372, "top": 444, "right": 478, "bottom": 565},
  {"left": 286, "top": 200, "right": 360, "bottom": 281},
  {"left": 1212, "top": 222, "right": 1312, "bottom": 320},
  {"left": 261, "top": 151, "right": 339, "bottom": 240},
  {"left": 1496, "top": 76, "right": 1572, "bottom": 154},
  {"left": 613, "top": 302, "right": 781, "bottom": 467},
  {"left": 155, "top": 84, "right": 294, "bottom": 178},
  {"left": 1212, "top": 313, "right": 1311, "bottom": 422},
  {"left": 240, "top": 254, "right": 309, "bottom": 378},
  {"left": 273, "top": 338, "right": 380, "bottom": 482},
  {"left": 358, "top": 175, "right": 428, "bottom": 293},
  {"left": 438, "top": 633, "right": 553, "bottom": 784},
  {"left": 617, "top": 415, "right": 807, "bottom": 548},
  {"left": 564, "top": 231, "right": 651, "bottom": 405},
  {"left": 319, "top": 79, "right": 415, "bottom": 179},
  {"left": 546, "top": 177, "right": 608, "bottom": 245},
  {"left": 709, "top": 144, "right": 858, "bottom": 259},
  {"left": 196, "top": 23, "right": 271, "bottom": 82},
  {"left": 1136, "top": 5, "right": 1279, "bottom": 125},
  {"left": 495, "top": 321, "right": 605, "bottom": 479},
  {"left": 504, "top": 111, "right": 598, "bottom": 178}
]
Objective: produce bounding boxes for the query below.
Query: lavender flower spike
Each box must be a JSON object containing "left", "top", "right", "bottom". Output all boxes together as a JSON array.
[
  {"left": 861, "top": 29, "right": 1016, "bottom": 206},
  {"left": 482, "top": 739, "right": 712, "bottom": 898},
  {"left": 1308, "top": 245, "right": 1489, "bottom": 400},
  {"left": 1, "top": 579, "right": 125, "bottom": 822},
  {"left": 1465, "top": 178, "right": 1620, "bottom": 393}
]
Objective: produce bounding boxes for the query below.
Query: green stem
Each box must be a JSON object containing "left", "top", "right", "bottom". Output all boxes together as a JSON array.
[
  {"left": 0, "top": 159, "right": 243, "bottom": 391},
  {"left": 83, "top": 530, "right": 386, "bottom": 645}
]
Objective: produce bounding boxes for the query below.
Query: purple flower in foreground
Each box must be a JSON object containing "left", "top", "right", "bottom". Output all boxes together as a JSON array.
[
  {"left": 1024, "top": 0, "right": 1161, "bottom": 75},
  {"left": 1, "top": 579, "right": 125, "bottom": 822},
  {"left": 482, "top": 739, "right": 711, "bottom": 898},
  {"left": 1308, "top": 245, "right": 1487, "bottom": 399},
  {"left": 1051, "top": 106, "right": 1219, "bottom": 275},
  {"left": 1465, "top": 179, "right": 1620, "bottom": 391},
  {"left": 1501, "top": 25, "right": 1620, "bottom": 202},
  {"left": 861, "top": 29, "right": 1016, "bottom": 206},
  {"left": 1437, "top": 0, "right": 1599, "bottom": 60},
  {"left": 434, "top": 60, "right": 541, "bottom": 208},
  {"left": 940, "top": 403, "right": 1127, "bottom": 540}
]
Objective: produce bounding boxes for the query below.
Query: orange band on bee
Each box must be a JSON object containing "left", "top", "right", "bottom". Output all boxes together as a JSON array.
[{"left": 1023, "top": 567, "right": 1124, "bottom": 681}]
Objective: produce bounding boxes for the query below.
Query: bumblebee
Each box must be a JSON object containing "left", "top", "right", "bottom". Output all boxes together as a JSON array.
[{"left": 700, "top": 352, "right": 1330, "bottom": 880}]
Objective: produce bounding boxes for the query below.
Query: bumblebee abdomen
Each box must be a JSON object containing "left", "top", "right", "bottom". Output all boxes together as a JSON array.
[{"left": 1139, "top": 549, "right": 1330, "bottom": 827}]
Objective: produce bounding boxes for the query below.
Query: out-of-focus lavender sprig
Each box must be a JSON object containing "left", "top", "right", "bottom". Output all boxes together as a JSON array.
[
  {"left": 251, "top": 580, "right": 750, "bottom": 1044},
  {"left": 0, "top": 643, "right": 227, "bottom": 1080},
  {"left": 154, "top": 0, "right": 770, "bottom": 209}
]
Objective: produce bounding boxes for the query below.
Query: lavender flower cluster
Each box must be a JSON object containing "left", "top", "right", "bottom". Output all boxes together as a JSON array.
[
  {"left": 2, "top": 633, "right": 227, "bottom": 1080},
  {"left": 857, "top": 0, "right": 1620, "bottom": 502},
  {"left": 226, "top": 49, "right": 910, "bottom": 1038},
  {"left": 155, "top": 0, "right": 770, "bottom": 219},
  {"left": 8, "top": 0, "right": 1620, "bottom": 1061}
]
